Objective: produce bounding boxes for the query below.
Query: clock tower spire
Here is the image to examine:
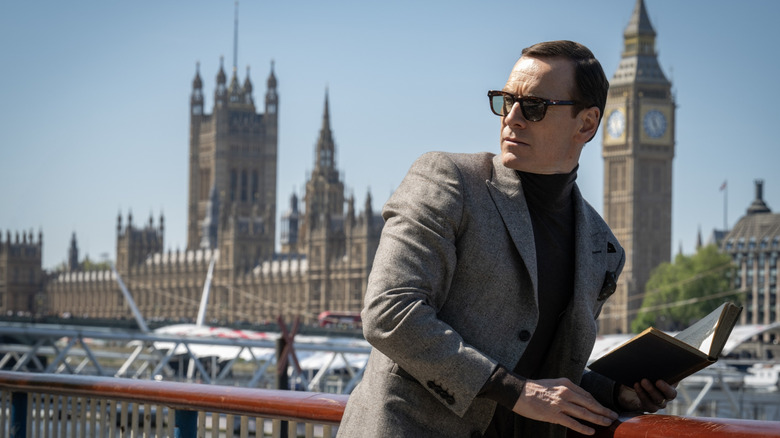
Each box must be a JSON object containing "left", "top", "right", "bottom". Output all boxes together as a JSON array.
[{"left": 601, "top": 0, "right": 675, "bottom": 334}]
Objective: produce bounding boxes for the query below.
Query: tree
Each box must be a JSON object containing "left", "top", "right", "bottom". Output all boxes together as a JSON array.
[
  {"left": 80, "top": 255, "right": 112, "bottom": 272},
  {"left": 631, "top": 244, "right": 740, "bottom": 333},
  {"left": 51, "top": 255, "right": 112, "bottom": 273}
]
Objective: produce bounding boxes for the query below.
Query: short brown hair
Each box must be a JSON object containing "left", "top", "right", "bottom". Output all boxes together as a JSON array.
[{"left": 521, "top": 40, "right": 609, "bottom": 128}]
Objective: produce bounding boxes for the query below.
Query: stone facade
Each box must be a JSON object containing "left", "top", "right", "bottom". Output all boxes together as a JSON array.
[
  {"left": 721, "top": 181, "right": 780, "bottom": 328},
  {"left": 0, "top": 230, "right": 44, "bottom": 317},
  {"left": 22, "top": 60, "right": 382, "bottom": 326}
]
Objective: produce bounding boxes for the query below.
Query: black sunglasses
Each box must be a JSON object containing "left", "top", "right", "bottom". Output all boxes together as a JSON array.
[{"left": 487, "top": 90, "right": 577, "bottom": 122}]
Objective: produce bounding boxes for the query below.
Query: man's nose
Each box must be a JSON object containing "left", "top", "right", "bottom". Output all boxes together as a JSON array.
[{"left": 504, "top": 102, "right": 527, "bottom": 127}]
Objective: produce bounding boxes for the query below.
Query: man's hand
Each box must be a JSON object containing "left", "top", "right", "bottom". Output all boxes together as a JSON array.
[
  {"left": 512, "top": 378, "right": 618, "bottom": 436},
  {"left": 617, "top": 379, "right": 678, "bottom": 413}
]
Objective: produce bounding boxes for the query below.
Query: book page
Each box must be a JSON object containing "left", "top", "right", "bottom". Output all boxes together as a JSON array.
[{"left": 673, "top": 303, "right": 725, "bottom": 354}]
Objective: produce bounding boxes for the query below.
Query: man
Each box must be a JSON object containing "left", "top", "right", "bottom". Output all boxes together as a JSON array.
[{"left": 337, "top": 40, "right": 676, "bottom": 438}]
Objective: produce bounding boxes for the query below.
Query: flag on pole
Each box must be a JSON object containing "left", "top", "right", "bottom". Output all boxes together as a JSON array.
[{"left": 720, "top": 180, "right": 727, "bottom": 191}]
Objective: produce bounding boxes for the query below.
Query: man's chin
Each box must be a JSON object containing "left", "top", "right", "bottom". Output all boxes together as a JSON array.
[{"left": 500, "top": 152, "right": 530, "bottom": 171}]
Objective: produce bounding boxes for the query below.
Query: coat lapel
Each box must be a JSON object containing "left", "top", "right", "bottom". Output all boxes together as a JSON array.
[
  {"left": 485, "top": 155, "right": 538, "bottom": 304},
  {"left": 571, "top": 185, "right": 608, "bottom": 305}
]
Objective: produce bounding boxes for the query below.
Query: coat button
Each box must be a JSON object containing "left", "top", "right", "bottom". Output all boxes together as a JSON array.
[{"left": 518, "top": 330, "right": 531, "bottom": 342}]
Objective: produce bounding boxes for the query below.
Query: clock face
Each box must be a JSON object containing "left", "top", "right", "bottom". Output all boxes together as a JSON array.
[
  {"left": 643, "top": 110, "right": 667, "bottom": 138},
  {"left": 606, "top": 109, "right": 625, "bottom": 139}
]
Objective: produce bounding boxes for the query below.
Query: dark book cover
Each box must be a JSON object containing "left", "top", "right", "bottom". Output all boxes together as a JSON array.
[
  {"left": 588, "top": 328, "right": 712, "bottom": 387},
  {"left": 588, "top": 302, "right": 742, "bottom": 387}
]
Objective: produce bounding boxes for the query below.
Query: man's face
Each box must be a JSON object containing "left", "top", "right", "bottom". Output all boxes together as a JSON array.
[{"left": 499, "top": 56, "right": 594, "bottom": 174}]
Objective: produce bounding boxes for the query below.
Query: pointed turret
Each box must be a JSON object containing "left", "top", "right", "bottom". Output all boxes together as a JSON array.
[
  {"left": 315, "top": 89, "right": 336, "bottom": 172},
  {"left": 215, "top": 56, "right": 228, "bottom": 107},
  {"left": 228, "top": 66, "right": 242, "bottom": 103},
  {"left": 364, "top": 190, "right": 373, "bottom": 219},
  {"left": 243, "top": 66, "right": 254, "bottom": 105},
  {"left": 68, "top": 232, "right": 79, "bottom": 272},
  {"left": 346, "top": 194, "right": 356, "bottom": 228},
  {"left": 191, "top": 62, "right": 204, "bottom": 116},
  {"left": 265, "top": 60, "right": 278, "bottom": 114},
  {"left": 612, "top": 0, "right": 669, "bottom": 85},
  {"left": 624, "top": 0, "right": 656, "bottom": 40}
]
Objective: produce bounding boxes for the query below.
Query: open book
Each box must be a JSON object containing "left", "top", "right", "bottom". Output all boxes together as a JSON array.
[{"left": 588, "top": 302, "right": 742, "bottom": 387}]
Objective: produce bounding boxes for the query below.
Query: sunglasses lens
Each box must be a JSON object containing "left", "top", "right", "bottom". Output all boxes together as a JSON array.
[
  {"left": 521, "top": 98, "right": 546, "bottom": 122},
  {"left": 489, "top": 93, "right": 550, "bottom": 121},
  {"left": 490, "top": 94, "right": 511, "bottom": 116}
]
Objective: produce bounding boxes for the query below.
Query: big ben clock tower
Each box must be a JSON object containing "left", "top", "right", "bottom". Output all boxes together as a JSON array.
[{"left": 601, "top": 0, "right": 675, "bottom": 334}]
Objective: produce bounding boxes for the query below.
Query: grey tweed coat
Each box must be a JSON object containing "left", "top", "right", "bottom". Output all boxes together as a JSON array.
[{"left": 337, "top": 152, "right": 625, "bottom": 438}]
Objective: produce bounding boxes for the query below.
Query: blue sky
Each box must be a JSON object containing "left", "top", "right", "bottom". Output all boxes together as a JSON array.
[{"left": 1, "top": 0, "right": 778, "bottom": 269}]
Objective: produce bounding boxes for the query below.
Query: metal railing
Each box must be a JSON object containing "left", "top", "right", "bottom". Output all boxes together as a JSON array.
[
  {"left": 1, "top": 370, "right": 779, "bottom": 437},
  {"left": 0, "top": 322, "right": 370, "bottom": 393},
  {"left": 0, "top": 370, "right": 347, "bottom": 437}
]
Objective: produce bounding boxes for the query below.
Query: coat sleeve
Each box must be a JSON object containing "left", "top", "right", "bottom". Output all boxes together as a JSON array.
[{"left": 361, "top": 151, "right": 498, "bottom": 417}]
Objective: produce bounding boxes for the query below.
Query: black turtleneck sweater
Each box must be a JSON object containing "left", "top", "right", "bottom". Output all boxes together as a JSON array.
[{"left": 480, "top": 166, "right": 577, "bottom": 437}]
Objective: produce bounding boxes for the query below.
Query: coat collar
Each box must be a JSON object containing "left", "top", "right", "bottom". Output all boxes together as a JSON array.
[
  {"left": 486, "top": 155, "right": 608, "bottom": 305},
  {"left": 486, "top": 155, "right": 539, "bottom": 303}
]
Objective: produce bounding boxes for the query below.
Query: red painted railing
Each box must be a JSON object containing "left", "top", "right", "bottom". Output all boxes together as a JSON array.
[
  {"left": 569, "top": 414, "right": 780, "bottom": 438},
  {"left": 1, "top": 370, "right": 778, "bottom": 437},
  {"left": 0, "top": 371, "right": 347, "bottom": 425}
]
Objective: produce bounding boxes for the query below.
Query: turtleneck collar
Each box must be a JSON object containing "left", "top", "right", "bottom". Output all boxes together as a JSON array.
[{"left": 516, "top": 165, "right": 578, "bottom": 213}]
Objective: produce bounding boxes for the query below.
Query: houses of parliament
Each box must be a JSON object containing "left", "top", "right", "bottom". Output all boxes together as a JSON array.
[
  {"left": 4, "top": 1, "right": 775, "bottom": 333},
  {"left": 0, "top": 54, "right": 384, "bottom": 326}
]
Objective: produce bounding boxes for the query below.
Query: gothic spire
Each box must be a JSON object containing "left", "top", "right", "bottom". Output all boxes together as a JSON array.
[
  {"left": 191, "top": 62, "right": 204, "bottom": 115},
  {"left": 192, "top": 62, "right": 203, "bottom": 91},
  {"left": 612, "top": 0, "right": 668, "bottom": 85},
  {"left": 232, "top": 0, "right": 239, "bottom": 73},
  {"left": 322, "top": 88, "right": 331, "bottom": 132},
  {"left": 68, "top": 232, "right": 79, "bottom": 272},
  {"left": 265, "top": 61, "right": 278, "bottom": 114},
  {"left": 243, "top": 66, "right": 253, "bottom": 94},
  {"left": 215, "top": 56, "right": 228, "bottom": 107},
  {"left": 217, "top": 56, "right": 227, "bottom": 86},
  {"left": 625, "top": 0, "right": 656, "bottom": 39},
  {"left": 314, "top": 89, "right": 336, "bottom": 172},
  {"left": 267, "top": 60, "right": 277, "bottom": 89}
]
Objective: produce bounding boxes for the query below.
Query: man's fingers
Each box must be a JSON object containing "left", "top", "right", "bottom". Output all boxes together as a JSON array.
[
  {"left": 558, "top": 416, "right": 596, "bottom": 436},
  {"left": 633, "top": 379, "right": 678, "bottom": 411},
  {"left": 564, "top": 401, "right": 616, "bottom": 427},
  {"left": 515, "top": 379, "right": 617, "bottom": 433},
  {"left": 655, "top": 379, "right": 678, "bottom": 401},
  {"left": 638, "top": 379, "right": 666, "bottom": 405}
]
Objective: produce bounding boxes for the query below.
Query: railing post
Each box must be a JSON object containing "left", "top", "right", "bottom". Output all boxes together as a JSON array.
[
  {"left": 276, "top": 336, "right": 289, "bottom": 438},
  {"left": 9, "top": 391, "right": 27, "bottom": 438},
  {"left": 174, "top": 409, "right": 198, "bottom": 438}
]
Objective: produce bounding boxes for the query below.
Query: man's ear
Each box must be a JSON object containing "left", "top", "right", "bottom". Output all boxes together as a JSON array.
[{"left": 576, "top": 107, "right": 600, "bottom": 143}]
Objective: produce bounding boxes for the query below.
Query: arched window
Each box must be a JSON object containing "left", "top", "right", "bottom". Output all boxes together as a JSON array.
[
  {"left": 251, "top": 170, "right": 259, "bottom": 202},
  {"left": 230, "top": 170, "right": 238, "bottom": 201},
  {"left": 240, "top": 170, "right": 248, "bottom": 202}
]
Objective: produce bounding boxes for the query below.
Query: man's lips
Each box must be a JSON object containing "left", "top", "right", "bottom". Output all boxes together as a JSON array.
[{"left": 503, "top": 137, "right": 529, "bottom": 146}]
